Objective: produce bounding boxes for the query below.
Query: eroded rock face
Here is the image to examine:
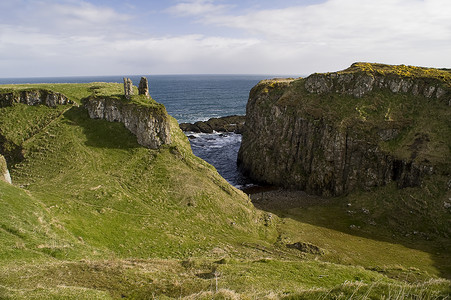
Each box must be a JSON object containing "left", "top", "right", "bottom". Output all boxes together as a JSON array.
[
  {"left": 304, "top": 70, "right": 449, "bottom": 101},
  {"left": 238, "top": 66, "right": 447, "bottom": 197},
  {"left": 0, "top": 90, "right": 72, "bottom": 108},
  {"left": 0, "top": 154, "right": 11, "bottom": 184},
  {"left": 83, "top": 97, "right": 171, "bottom": 149}
]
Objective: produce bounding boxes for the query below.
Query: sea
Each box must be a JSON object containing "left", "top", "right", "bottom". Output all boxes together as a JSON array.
[{"left": 0, "top": 74, "right": 294, "bottom": 188}]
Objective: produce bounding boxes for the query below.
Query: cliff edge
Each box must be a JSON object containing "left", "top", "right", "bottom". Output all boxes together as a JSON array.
[
  {"left": 238, "top": 63, "right": 451, "bottom": 196},
  {"left": 83, "top": 96, "right": 171, "bottom": 149}
]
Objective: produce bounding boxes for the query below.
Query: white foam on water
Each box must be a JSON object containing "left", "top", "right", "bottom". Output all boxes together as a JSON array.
[{"left": 185, "top": 132, "right": 253, "bottom": 187}]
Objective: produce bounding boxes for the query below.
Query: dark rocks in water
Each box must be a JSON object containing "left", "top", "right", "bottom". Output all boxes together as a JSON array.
[
  {"left": 123, "top": 77, "right": 134, "bottom": 99},
  {"left": 194, "top": 121, "right": 214, "bottom": 133},
  {"left": 180, "top": 115, "right": 246, "bottom": 134},
  {"left": 138, "top": 77, "right": 149, "bottom": 98}
]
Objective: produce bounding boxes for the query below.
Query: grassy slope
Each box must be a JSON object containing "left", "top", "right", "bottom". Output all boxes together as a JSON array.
[{"left": 0, "top": 82, "right": 450, "bottom": 298}]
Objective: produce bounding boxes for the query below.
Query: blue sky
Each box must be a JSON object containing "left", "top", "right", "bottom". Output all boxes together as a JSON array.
[{"left": 0, "top": 0, "right": 450, "bottom": 77}]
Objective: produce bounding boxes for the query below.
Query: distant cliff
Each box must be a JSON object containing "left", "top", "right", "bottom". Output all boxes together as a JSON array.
[
  {"left": 83, "top": 96, "right": 172, "bottom": 149},
  {"left": 238, "top": 63, "right": 450, "bottom": 196}
]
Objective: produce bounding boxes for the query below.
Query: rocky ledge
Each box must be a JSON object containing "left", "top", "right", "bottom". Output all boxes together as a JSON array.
[
  {"left": 305, "top": 62, "right": 450, "bottom": 103},
  {"left": 83, "top": 97, "right": 171, "bottom": 149},
  {"left": 179, "top": 115, "right": 245, "bottom": 133},
  {"left": 238, "top": 63, "right": 450, "bottom": 197},
  {"left": 0, "top": 89, "right": 73, "bottom": 108}
]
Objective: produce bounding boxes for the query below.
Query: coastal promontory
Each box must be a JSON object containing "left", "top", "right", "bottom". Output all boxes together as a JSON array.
[{"left": 238, "top": 63, "right": 451, "bottom": 196}]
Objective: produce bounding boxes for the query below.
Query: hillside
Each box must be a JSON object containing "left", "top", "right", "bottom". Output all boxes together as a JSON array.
[{"left": 0, "top": 79, "right": 450, "bottom": 298}]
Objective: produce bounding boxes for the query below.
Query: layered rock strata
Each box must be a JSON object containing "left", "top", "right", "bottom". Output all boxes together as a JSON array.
[
  {"left": 83, "top": 97, "right": 171, "bottom": 149},
  {"left": 0, "top": 90, "right": 72, "bottom": 108},
  {"left": 238, "top": 63, "right": 450, "bottom": 196}
]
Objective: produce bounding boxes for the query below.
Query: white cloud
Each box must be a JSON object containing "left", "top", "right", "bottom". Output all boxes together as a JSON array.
[
  {"left": 1, "top": 0, "right": 450, "bottom": 77},
  {"left": 203, "top": 0, "right": 451, "bottom": 45},
  {"left": 170, "top": 0, "right": 451, "bottom": 72},
  {"left": 167, "top": 0, "right": 230, "bottom": 17},
  {"left": 1, "top": 0, "right": 131, "bottom": 37}
]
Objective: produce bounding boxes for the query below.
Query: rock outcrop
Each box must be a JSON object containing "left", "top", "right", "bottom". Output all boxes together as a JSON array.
[
  {"left": 238, "top": 63, "right": 450, "bottom": 196},
  {"left": 304, "top": 63, "right": 449, "bottom": 102},
  {"left": 179, "top": 115, "right": 246, "bottom": 134},
  {"left": 83, "top": 97, "right": 171, "bottom": 149},
  {"left": 0, "top": 154, "right": 12, "bottom": 184},
  {"left": 0, "top": 89, "right": 72, "bottom": 108}
]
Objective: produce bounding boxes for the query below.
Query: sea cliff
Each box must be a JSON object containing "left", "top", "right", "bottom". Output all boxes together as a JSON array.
[
  {"left": 83, "top": 96, "right": 172, "bottom": 149},
  {"left": 238, "top": 63, "right": 450, "bottom": 196}
]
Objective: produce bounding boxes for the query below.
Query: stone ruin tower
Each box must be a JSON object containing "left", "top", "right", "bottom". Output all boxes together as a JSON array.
[
  {"left": 123, "top": 77, "right": 134, "bottom": 99},
  {"left": 138, "top": 77, "right": 149, "bottom": 98},
  {"left": 123, "top": 77, "right": 150, "bottom": 99}
]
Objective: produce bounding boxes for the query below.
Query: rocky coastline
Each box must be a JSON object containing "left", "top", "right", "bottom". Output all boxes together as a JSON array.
[{"left": 179, "top": 115, "right": 245, "bottom": 134}]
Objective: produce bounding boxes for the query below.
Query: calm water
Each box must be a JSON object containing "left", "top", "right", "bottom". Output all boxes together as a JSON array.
[{"left": 0, "top": 74, "right": 288, "bottom": 187}]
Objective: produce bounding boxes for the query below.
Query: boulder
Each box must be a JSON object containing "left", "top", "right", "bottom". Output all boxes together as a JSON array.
[{"left": 0, "top": 154, "right": 11, "bottom": 184}]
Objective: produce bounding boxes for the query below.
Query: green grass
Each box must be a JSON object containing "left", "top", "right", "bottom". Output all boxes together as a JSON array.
[
  {"left": 341, "top": 62, "right": 451, "bottom": 87},
  {"left": 1, "top": 83, "right": 450, "bottom": 298},
  {"left": 0, "top": 82, "right": 121, "bottom": 104}
]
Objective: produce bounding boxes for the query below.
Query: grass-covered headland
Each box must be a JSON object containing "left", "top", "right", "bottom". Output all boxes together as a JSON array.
[{"left": 0, "top": 78, "right": 450, "bottom": 299}]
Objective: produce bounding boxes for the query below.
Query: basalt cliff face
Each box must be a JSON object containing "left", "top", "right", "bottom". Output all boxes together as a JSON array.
[
  {"left": 83, "top": 97, "right": 171, "bottom": 149},
  {"left": 238, "top": 63, "right": 451, "bottom": 196}
]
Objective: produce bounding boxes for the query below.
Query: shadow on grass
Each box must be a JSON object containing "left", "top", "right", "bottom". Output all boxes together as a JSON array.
[
  {"left": 63, "top": 106, "right": 140, "bottom": 150},
  {"left": 249, "top": 189, "right": 451, "bottom": 280}
]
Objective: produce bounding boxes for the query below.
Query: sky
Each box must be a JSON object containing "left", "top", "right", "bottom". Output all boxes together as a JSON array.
[{"left": 1, "top": 0, "right": 450, "bottom": 77}]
